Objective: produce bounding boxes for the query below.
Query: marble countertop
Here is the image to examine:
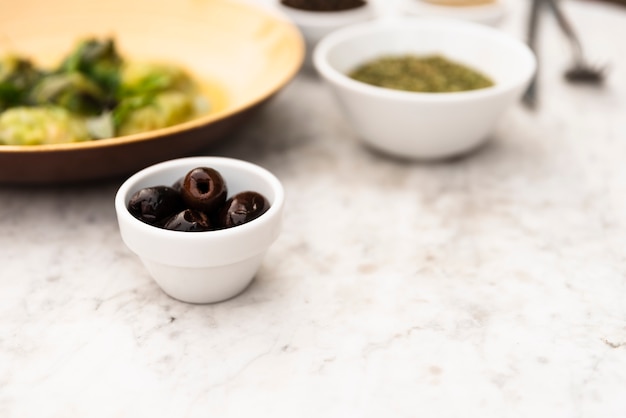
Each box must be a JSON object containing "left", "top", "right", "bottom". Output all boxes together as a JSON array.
[{"left": 2, "top": 0, "right": 626, "bottom": 417}]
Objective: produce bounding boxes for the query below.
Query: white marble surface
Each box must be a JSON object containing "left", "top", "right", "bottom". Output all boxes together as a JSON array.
[{"left": 2, "top": 0, "right": 626, "bottom": 417}]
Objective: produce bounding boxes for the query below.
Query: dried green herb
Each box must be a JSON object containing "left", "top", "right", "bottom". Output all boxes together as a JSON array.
[
  {"left": 281, "top": 0, "right": 366, "bottom": 11},
  {"left": 349, "top": 54, "right": 494, "bottom": 93}
]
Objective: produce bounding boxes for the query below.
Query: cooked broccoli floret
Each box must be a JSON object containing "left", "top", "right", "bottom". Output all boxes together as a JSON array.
[
  {"left": 59, "top": 38, "right": 123, "bottom": 96},
  {"left": 0, "top": 55, "right": 44, "bottom": 111},
  {"left": 119, "top": 61, "right": 195, "bottom": 97},
  {"left": 0, "top": 106, "right": 90, "bottom": 145},
  {"left": 28, "top": 72, "right": 107, "bottom": 115},
  {"left": 115, "top": 91, "right": 195, "bottom": 136}
]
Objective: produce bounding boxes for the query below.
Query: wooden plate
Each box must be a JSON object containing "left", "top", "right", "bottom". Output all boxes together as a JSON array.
[{"left": 0, "top": 0, "right": 304, "bottom": 184}]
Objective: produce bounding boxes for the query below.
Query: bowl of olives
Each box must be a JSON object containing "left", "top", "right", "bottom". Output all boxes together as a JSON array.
[{"left": 114, "top": 157, "right": 284, "bottom": 304}]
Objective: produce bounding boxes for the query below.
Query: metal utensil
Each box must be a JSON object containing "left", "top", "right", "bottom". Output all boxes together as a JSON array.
[
  {"left": 544, "top": 0, "right": 607, "bottom": 84},
  {"left": 522, "top": 0, "right": 543, "bottom": 108},
  {"left": 522, "top": 0, "right": 606, "bottom": 108}
]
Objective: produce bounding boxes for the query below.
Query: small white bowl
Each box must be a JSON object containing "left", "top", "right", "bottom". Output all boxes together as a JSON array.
[
  {"left": 115, "top": 157, "right": 284, "bottom": 304},
  {"left": 399, "top": 0, "right": 508, "bottom": 27},
  {"left": 313, "top": 17, "right": 536, "bottom": 159},
  {"left": 275, "top": 1, "right": 377, "bottom": 66}
]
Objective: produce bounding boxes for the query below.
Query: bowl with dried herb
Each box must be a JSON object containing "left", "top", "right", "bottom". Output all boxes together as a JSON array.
[
  {"left": 276, "top": 0, "right": 376, "bottom": 66},
  {"left": 313, "top": 17, "right": 536, "bottom": 159}
]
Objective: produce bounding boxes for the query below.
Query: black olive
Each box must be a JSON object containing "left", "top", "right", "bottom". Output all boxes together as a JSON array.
[
  {"left": 219, "top": 191, "right": 270, "bottom": 228},
  {"left": 163, "top": 209, "right": 213, "bottom": 232},
  {"left": 171, "top": 177, "right": 184, "bottom": 193},
  {"left": 128, "top": 186, "right": 184, "bottom": 226},
  {"left": 181, "top": 167, "right": 227, "bottom": 214}
]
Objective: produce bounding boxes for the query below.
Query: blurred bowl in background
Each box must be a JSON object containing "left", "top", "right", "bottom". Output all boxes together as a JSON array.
[
  {"left": 313, "top": 17, "right": 536, "bottom": 160},
  {"left": 398, "top": 0, "right": 508, "bottom": 27},
  {"left": 0, "top": 0, "right": 304, "bottom": 184},
  {"left": 275, "top": 0, "right": 377, "bottom": 67}
]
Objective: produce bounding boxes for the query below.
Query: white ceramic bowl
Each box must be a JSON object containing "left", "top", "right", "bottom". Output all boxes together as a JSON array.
[
  {"left": 313, "top": 17, "right": 536, "bottom": 159},
  {"left": 399, "top": 0, "right": 508, "bottom": 27},
  {"left": 115, "top": 157, "right": 284, "bottom": 304},
  {"left": 275, "top": 1, "right": 377, "bottom": 66}
]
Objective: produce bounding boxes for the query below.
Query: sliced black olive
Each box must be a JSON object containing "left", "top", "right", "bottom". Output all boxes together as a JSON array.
[
  {"left": 163, "top": 209, "right": 213, "bottom": 232},
  {"left": 181, "top": 167, "right": 227, "bottom": 214},
  {"left": 127, "top": 186, "right": 184, "bottom": 226},
  {"left": 219, "top": 191, "right": 270, "bottom": 228}
]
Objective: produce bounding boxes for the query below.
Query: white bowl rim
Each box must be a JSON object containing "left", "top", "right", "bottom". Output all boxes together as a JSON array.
[
  {"left": 115, "top": 156, "right": 285, "bottom": 241},
  {"left": 313, "top": 16, "right": 536, "bottom": 102},
  {"left": 398, "top": 0, "right": 509, "bottom": 24}
]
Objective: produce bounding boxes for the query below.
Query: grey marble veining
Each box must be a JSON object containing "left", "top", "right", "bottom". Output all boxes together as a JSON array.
[{"left": 2, "top": 0, "right": 626, "bottom": 417}]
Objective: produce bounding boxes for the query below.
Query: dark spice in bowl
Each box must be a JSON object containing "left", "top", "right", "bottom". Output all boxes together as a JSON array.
[
  {"left": 349, "top": 54, "right": 494, "bottom": 93},
  {"left": 281, "top": 0, "right": 366, "bottom": 11}
]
